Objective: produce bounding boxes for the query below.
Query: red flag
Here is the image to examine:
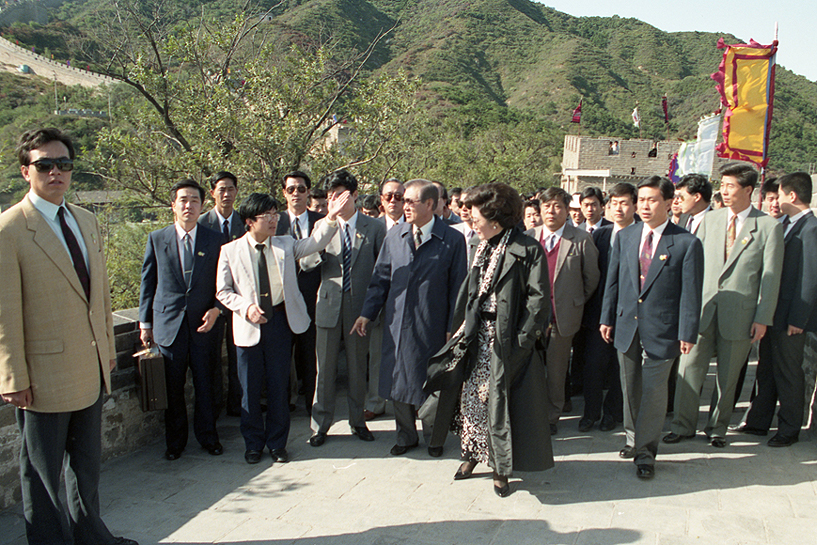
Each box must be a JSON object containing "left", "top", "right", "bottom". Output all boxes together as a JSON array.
[
  {"left": 662, "top": 95, "right": 669, "bottom": 124},
  {"left": 571, "top": 99, "right": 582, "bottom": 123}
]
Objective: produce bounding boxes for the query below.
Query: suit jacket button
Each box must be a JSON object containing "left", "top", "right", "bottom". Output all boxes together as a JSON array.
[
  {"left": 638, "top": 299, "right": 642, "bottom": 303},
  {"left": 91, "top": 340, "right": 96, "bottom": 347},
  {"left": 634, "top": 316, "right": 638, "bottom": 320}
]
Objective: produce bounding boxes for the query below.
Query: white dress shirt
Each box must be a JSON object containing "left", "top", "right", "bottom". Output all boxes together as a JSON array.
[{"left": 28, "top": 192, "right": 89, "bottom": 270}]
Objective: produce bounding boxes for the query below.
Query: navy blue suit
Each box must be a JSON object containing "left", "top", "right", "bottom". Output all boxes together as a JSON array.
[
  {"left": 581, "top": 224, "right": 623, "bottom": 424},
  {"left": 746, "top": 212, "right": 817, "bottom": 438},
  {"left": 601, "top": 221, "right": 703, "bottom": 466},
  {"left": 139, "top": 224, "right": 223, "bottom": 453}
]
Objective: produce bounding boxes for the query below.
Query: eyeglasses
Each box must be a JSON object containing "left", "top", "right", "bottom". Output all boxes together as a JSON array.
[
  {"left": 403, "top": 197, "right": 425, "bottom": 206},
  {"left": 254, "top": 212, "right": 278, "bottom": 221},
  {"left": 285, "top": 185, "right": 308, "bottom": 195},
  {"left": 381, "top": 192, "right": 404, "bottom": 202},
  {"left": 28, "top": 158, "right": 74, "bottom": 172}
]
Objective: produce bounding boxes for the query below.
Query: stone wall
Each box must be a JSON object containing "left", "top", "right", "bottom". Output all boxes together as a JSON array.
[{"left": 0, "top": 308, "right": 166, "bottom": 510}]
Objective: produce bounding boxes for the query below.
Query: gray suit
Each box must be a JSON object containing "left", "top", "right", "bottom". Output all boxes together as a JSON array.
[
  {"left": 310, "top": 213, "right": 386, "bottom": 432},
  {"left": 527, "top": 224, "right": 600, "bottom": 425},
  {"left": 672, "top": 207, "right": 784, "bottom": 439}
]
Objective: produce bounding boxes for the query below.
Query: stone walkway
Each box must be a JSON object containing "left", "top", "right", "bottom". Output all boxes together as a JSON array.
[{"left": 1, "top": 364, "right": 815, "bottom": 545}]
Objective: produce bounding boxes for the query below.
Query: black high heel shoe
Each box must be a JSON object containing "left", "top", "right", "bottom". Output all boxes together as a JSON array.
[
  {"left": 493, "top": 472, "right": 510, "bottom": 497},
  {"left": 454, "top": 460, "right": 477, "bottom": 480}
]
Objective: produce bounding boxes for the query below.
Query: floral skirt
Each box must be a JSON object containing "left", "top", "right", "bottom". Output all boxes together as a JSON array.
[{"left": 453, "top": 319, "right": 495, "bottom": 464}]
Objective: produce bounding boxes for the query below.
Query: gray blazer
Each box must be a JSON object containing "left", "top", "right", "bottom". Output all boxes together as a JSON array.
[
  {"left": 526, "top": 223, "right": 600, "bottom": 337},
  {"left": 697, "top": 206, "right": 784, "bottom": 340},
  {"left": 313, "top": 213, "right": 386, "bottom": 329}
]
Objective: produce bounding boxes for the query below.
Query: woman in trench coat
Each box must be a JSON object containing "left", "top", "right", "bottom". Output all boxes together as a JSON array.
[{"left": 425, "top": 182, "right": 554, "bottom": 497}]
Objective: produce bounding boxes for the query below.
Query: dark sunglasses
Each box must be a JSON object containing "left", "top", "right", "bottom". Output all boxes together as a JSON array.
[
  {"left": 285, "top": 185, "right": 308, "bottom": 195},
  {"left": 381, "top": 192, "right": 404, "bottom": 202},
  {"left": 28, "top": 158, "right": 74, "bottom": 172}
]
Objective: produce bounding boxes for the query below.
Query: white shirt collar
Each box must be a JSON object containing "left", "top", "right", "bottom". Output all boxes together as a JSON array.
[
  {"left": 339, "top": 211, "right": 358, "bottom": 233},
  {"left": 174, "top": 222, "right": 197, "bottom": 242},
  {"left": 385, "top": 215, "right": 404, "bottom": 230},
  {"left": 413, "top": 215, "right": 435, "bottom": 244},
  {"left": 28, "top": 191, "right": 64, "bottom": 220},
  {"left": 544, "top": 223, "right": 566, "bottom": 238},
  {"left": 215, "top": 209, "right": 234, "bottom": 225}
]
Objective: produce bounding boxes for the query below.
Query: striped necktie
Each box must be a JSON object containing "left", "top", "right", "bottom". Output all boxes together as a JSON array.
[{"left": 342, "top": 224, "right": 352, "bottom": 292}]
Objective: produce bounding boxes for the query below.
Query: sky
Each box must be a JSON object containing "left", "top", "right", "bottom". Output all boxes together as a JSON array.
[{"left": 536, "top": 0, "right": 817, "bottom": 82}]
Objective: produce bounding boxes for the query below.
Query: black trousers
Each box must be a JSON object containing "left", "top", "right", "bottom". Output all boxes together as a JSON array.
[
  {"left": 745, "top": 330, "right": 807, "bottom": 437},
  {"left": 212, "top": 313, "right": 241, "bottom": 415},
  {"left": 582, "top": 326, "right": 623, "bottom": 422},
  {"left": 17, "top": 389, "right": 117, "bottom": 545},
  {"left": 160, "top": 314, "right": 220, "bottom": 453}
]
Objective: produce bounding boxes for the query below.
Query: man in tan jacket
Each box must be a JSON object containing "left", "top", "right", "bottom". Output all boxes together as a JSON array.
[{"left": 0, "top": 128, "right": 136, "bottom": 545}]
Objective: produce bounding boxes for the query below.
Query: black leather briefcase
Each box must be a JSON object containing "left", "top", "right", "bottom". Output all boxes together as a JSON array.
[{"left": 135, "top": 348, "right": 168, "bottom": 412}]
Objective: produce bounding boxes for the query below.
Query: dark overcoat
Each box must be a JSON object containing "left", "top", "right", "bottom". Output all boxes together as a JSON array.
[
  {"left": 360, "top": 218, "right": 467, "bottom": 407},
  {"left": 425, "top": 228, "right": 554, "bottom": 475}
]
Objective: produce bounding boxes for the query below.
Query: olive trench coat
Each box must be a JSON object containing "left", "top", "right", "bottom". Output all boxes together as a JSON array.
[{"left": 425, "top": 228, "right": 554, "bottom": 476}]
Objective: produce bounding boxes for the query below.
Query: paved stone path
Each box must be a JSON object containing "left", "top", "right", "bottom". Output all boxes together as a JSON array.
[{"left": 1, "top": 363, "right": 815, "bottom": 544}]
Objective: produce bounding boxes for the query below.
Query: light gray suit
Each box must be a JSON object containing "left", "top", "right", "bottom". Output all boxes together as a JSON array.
[
  {"left": 672, "top": 206, "right": 784, "bottom": 439},
  {"left": 310, "top": 213, "right": 386, "bottom": 432},
  {"left": 527, "top": 223, "right": 600, "bottom": 425}
]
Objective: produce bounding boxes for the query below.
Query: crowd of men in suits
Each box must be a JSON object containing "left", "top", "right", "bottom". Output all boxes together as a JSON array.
[{"left": 2, "top": 127, "right": 816, "bottom": 543}]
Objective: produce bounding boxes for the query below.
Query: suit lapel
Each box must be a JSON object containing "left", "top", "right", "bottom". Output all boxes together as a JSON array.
[
  {"left": 350, "top": 219, "right": 366, "bottom": 269},
  {"left": 554, "top": 226, "right": 574, "bottom": 284},
  {"left": 784, "top": 212, "right": 810, "bottom": 242},
  {"left": 235, "top": 237, "right": 257, "bottom": 299},
  {"left": 163, "top": 227, "right": 186, "bottom": 288},
  {"left": 25, "top": 199, "right": 88, "bottom": 302},
  {"left": 641, "top": 230, "right": 674, "bottom": 295},
  {"left": 69, "top": 204, "right": 97, "bottom": 304},
  {"left": 626, "top": 227, "right": 641, "bottom": 297}
]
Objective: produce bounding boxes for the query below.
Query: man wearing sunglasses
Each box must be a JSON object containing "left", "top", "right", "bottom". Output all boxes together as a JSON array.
[
  {"left": 276, "top": 171, "right": 324, "bottom": 417},
  {"left": 0, "top": 128, "right": 137, "bottom": 544}
]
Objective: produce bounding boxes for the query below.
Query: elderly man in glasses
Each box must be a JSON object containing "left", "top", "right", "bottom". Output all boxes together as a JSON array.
[
  {"left": 0, "top": 128, "right": 137, "bottom": 544},
  {"left": 276, "top": 171, "right": 325, "bottom": 417}
]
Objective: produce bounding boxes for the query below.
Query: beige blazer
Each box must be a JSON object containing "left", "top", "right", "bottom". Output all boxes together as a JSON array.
[
  {"left": 216, "top": 219, "right": 337, "bottom": 346},
  {"left": 527, "top": 223, "right": 600, "bottom": 337},
  {"left": 0, "top": 196, "right": 115, "bottom": 412}
]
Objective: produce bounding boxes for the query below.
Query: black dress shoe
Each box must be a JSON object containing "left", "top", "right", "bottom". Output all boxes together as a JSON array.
[
  {"left": 309, "top": 432, "right": 327, "bottom": 447},
  {"left": 709, "top": 437, "right": 727, "bottom": 448},
  {"left": 271, "top": 448, "right": 289, "bottom": 463},
  {"left": 734, "top": 423, "right": 768, "bottom": 436},
  {"left": 619, "top": 446, "right": 636, "bottom": 459},
  {"left": 390, "top": 443, "right": 418, "bottom": 456},
  {"left": 563, "top": 399, "right": 573, "bottom": 413},
  {"left": 662, "top": 432, "right": 695, "bottom": 444},
  {"left": 454, "top": 461, "right": 476, "bottom": 480},
  {"left": 352, "top": 427, "right": 375, "bottom": 442},
  {"left": 549, "top": 423, "right": 558, "bottom": 435},
  {"left": 427, "top": 445, "right": 443, "bottom": 457},
  {"left": 205, "top": 442, "right": 223, "bottom": 456},
  {"left": 112, "top": 537, "right": 139, "bottom": 545},
  {"left": 164, "top": 449, "right": 182, "bottom": 461},
  {"left": 768, "top": 434, "right": 798, "bottom": 447},
  {"left": 244, "top": 450, "right": 262, "bottom": 464},
  {"left": 577, "top": 417, "right": 596, "bottom": 432},
  {"left": 493, "top": 473, "right": 510, "bottom": 497},
  {"left": 599, "top": 415, "right": 617, "bottom": 432},
  {"left": 636, "top": 464, "right": 654, "bottom": 479}
]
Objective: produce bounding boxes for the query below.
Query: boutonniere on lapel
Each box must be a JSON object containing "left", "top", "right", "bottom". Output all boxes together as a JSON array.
[
  {"left": 659, "top": 254, "right": 667, "bottom": 261},
  {"left": 356, "top": 232, "right": 363, "bottom": 239},
  {"left": 91, "top": 233, "right": 97, "bottom": 246},
  {"left": 741, "top": 237, "right": 749, "bottom": 245},
  {"left": 197, "top": 251, "right": 205, "bottom": 257}
]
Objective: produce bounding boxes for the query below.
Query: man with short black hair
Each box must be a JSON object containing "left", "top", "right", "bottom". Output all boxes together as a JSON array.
[
  {"left": 675, "top": 174, "right": 713, "bottom": 234},
  {"left": 308, "top": 188, "right": 329, "bottom": 215},
  {"left": 217, "top": 191, "right": 346, "bottom": 463},
  {"left": 760, "top": 177, "right": 783, "bottom": 219},
  {"left": 666, "top": 164, "right": 784, "bottom": 448},
  {"left": 1, "top": 128, "right": 137, "bottom": 545},
  {"left": 199, "top": 171, "right": 243, "bottom": 417},
  {"left": 601, "top": 176, "right": 703, "bottom": 479},
  {"left": 140, "top": 179, "right": 224, "bottom": 461},
  {"left": 277, "top": 170, "right": 324, "bottom": 416},
  {"left": 579, "top": 183, "right": 637, "bottom": 434},
  {"left": 528, "top": 187, "right": 599, "bottom": 433},
  {"left": 580, "top": 186, "right": 611, "bottom": 233},
  {"left": 740, "top": 172, "right": 817, "bottom": 447},
  {"left": 307, "top": 170, "right": 386, "bottom": 446},
  {"left": 432, "top": 180, "right": 462, "bottom": 225}
]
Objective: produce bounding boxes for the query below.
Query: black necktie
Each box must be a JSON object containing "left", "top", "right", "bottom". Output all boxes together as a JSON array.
[
  {"left": 222, "top": 219, "right": 230, "bottom": 243},
  {"left": 293, "top": 217, "right": 302, "bottom": 240},
  {"left": 256, "top": 244, "right": 274, "bottom": 315},
  {"left": 57, "top": 207, "right": 90, "bottom": 299},
  {"left": 782, "top": 216, "right": 791, "bottom": 228}
]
